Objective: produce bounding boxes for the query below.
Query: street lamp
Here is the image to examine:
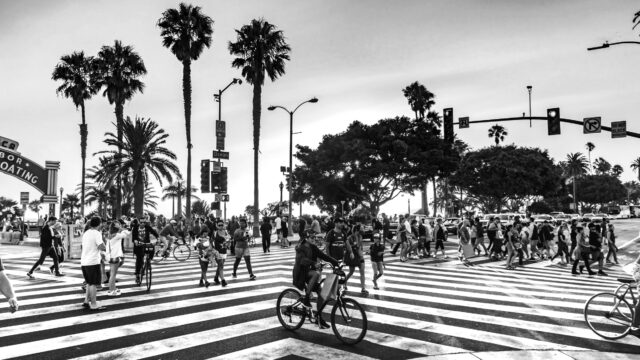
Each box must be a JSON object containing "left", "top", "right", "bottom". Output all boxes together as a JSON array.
[
  {"left": 59, "top": 187, "right": 64, "bottom": 219},
  {"left": 279, "top": 181, "right": 284, "bottom": 211},
  {"left": 526, "top": 85, "right": 532, "bottom": 128},
  {"left": 268, "top": 97, "right": 319, "bottom": 231}
]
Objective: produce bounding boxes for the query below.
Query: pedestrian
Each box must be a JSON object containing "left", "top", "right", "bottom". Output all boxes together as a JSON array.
[
  {"left": 232, "top": 218, "right": 256, "bottom": 281},
  {"left": 519, "top": 223, "right": 531, "bottom": 260},
  {"left": 458, "top": 219, "right": 471, "bottom": 262},
  {"left": 551, "top": 223, "right": 570, "bottom": 265},
  {"left": 324, "top": 217, "right": 348, "bottom": 260},
  {"left": 605, "top": 223, "right": 619, "bottom": 264},
  {"left": 274, "top": 214, "right": 282, "bottom": 244},
  {"left": 310, "top": 216, "right": 322, "bottom": 235},
  {"left": 212, "top": 219, "right": 229, "bottom": 287},
  {"left": 381, "top": 213, "right": 393, "bottom": 249},
  {"left": 81, "top": 217, "right": 107, "bottom": 310},
  {"left": 585, "top": 223, "right": 607, "bottom": 276},
  {"left": 504, "top": 225, "right": 517, "bottom": 270},
  {"left": 343, "top": 223, "right": 368, "bottom": 295},
  {"left": 369, "top": 232, "right": 385, "bottom": 290},
  {"left": 260, "top": 217, "right": 272, "bottom": 254},
  {"left": 569, "top": 219, "right": 578, "bottom": 261},
  {"left": 51, "top": 222, "right": 65, "bottom": 270},
  {"left": 106, "top": 221, "right": 129, "bottom": 296},
  {"left": 281, "top": 216, "right": 290, "bottom": 248},
  {"left": 529, "top": 218, "right": 540, "bottom": 260},
  {"left": 571, "top": 224, "right": 596, "bottom": 276},
  {"left": 473, "top": 217, "right": 488, "bottom": 256},
  {"left": 27, "top": 217, "right": 63, "bottom": 278},
  {"left": 418, "top": 218, "right": 428, "bottom": 258},
  {"left": 390, "top": 215, "right": 405, "bottom": 256},
  {"left": 488, "top": 218, "right": 503, "bottom": 260},
  {"left": 195, "top": 234, "right": 213, "bottom": 287},
  {"left": 486, "top": 216, "right": 497, "bottom": 254},
  {"left": 433, "top": 217, "right": 448, "bottom": 259},
  {"left": 0, "top": 254, "right": 19, "bottom": 313}
]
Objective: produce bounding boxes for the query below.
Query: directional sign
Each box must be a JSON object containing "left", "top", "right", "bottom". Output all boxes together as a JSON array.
[
  {"left": 583, "top": 117, "right": 601, "bottom": 134},
  {"left": 216, "top": 137, "right": 225, "bottom": 150},
  {"left": 459, "top": 117, "right": 469, "bottom": 129},
  {"left": 611, "top": 121, "right": 627, "bottom": 138},
  {"left": 20, "top": 192, "right": 29, "bottom": 204},
  {"left": 212, "top": 150, "right": 229, "bottom": 159}
]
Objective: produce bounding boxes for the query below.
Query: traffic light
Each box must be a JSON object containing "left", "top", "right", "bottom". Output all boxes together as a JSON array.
[
  {"left": 211, "top": 201, "right": 220, "bottom": 210},
  {"left": 200, "top": 160, "right": 210, "bottom": 193},
  {"left": 211, "top": 167, "right": 227, "bottom": 193},
  {"left": 443, "top": 108, "right": 454, "bottom": 143},
  {"left": 220, "top": 167, "right": 228, "bottom": 193},
  {"left": 547, "top": 107, "right": 561, "bottom": 135},
  {"left": 221, "top": 194, "right": 229, "bottom": 202}
]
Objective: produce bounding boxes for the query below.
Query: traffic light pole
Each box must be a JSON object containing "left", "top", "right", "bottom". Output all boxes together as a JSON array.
[{"left": 455, "top": 116, "right": 640, "bottom": 139}]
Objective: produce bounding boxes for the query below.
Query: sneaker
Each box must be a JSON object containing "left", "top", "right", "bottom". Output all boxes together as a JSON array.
[
  {"left": 373, "top": 279, "right": 378, "bottom": 289},
  {"left": 54, "top": 272, "right": 65, "bottom": 277},
  {"left": 26, "top": 272, "right": 34, "bottom": 279},
  {"left": 232, "top": 273, "right": 237, "bottom": 279},
  {"left": 199, "top": 280, "right": 204, "bottom": 287},
  {"left": 571, "top": 271, "right": 580, "bottom": 275},
  {"left": 49, "top": 267, "right": 54, "bottom": 275},
  {"left": 361, "top": 288, "right": 369, "bottom": 296},
  {"left": 221, "top": 279, "right": 227, "bottom": 287},
  {"left": 107, "top": 290, "right": 120, "bottom": 297},
  {"left": 249, "top": 274, "right": 256, "bottom": 281},
  {"left": 579, "top": 265, "right": 584, "bottom": 274},
  {"left": 597, "top": 270, "right": 608, "bottom": 276},
  {"left": 588, "top": 271, "right": 597, "bottom": 276},
  {"left": 205, "top": 281, "right": 211, "bottom": 288},
  {"left": 373, "top": 285, "right": 380, "bottom": 290},
  {"left": 318, "top": 316, "right": 330, "bottom": 329}
]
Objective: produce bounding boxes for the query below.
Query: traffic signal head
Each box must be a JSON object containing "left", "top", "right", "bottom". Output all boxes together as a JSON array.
[
  {"left": 220, "top": 167, "right": 228, "bottom": 193},
  {"left": 200, "top": 160, "right": 210, "bottom": 193},
  {"left": 211, "top": 201, "right": 220, "bottom": 210},
  {"left": 443, "top": 108, "right": 454, "bottom": 143},
  {"left": 547, "top": 108, "right": 560, "bottom": 135}
]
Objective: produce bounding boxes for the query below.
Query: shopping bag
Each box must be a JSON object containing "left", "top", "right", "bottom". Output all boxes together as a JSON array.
[
  {"left": 318, "top": 272, "right": 339, "bottom": 310},
  {"left": 461, "top": 242, "right": 475, "bottom": 258}
]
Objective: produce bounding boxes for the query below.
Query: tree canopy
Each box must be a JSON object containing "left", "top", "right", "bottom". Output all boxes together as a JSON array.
[{"left": 576, "top": 174, "right": 626, "bottom": 206}]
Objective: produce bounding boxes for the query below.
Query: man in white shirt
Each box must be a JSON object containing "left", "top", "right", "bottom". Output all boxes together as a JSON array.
[
  {"left": 81, "top": 217, "right": 106, "bottom": 310},
  {"left": 275, "top": 214, "right": 282, "bottom": 243}
]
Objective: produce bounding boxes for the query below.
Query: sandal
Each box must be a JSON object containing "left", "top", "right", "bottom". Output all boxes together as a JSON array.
[{"left": 89, "top": 305, "right": 107, "bottom": 311}]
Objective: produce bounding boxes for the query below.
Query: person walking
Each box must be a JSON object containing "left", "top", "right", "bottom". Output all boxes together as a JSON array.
[
  {"left": 281, "top": 216, "right": 290, "bottom": 248},
  {"left": 343, "top": 223, "right": 368, "bottom": 295},
  {"left": 212, "top": 219, "right": 229, "bottom": 287},
  {"left": 195, "top": 235, "right": 213, "bottom": 287},
  {"left": 274, "top": 214, "right": 282, "bottom": 244},
  {"left": 81, "top": 217, "right": 107, "bottom": 310},
  {"left": 584, "top": 223, "right": 607, "bottom": 276},
  {"left": 27, "top": 217, "right": 63, "bottom": 278},
  {"left": 106, "top": 221, "right": 129, "bottom": 296},
  {"left": 433, "top": 218, "right": 448, "bottom": 259},
  {"left": 504, "top": 225, "right": 517, "bottom": 270},
  {"left": 605, "top": 223, "right": 619, "bottom": 264},
  {"left": 232, "top": 219, "right": 256, "bottom": 281},
  {"left": 551, "top": 223, "right": 570, "bottom": 265},
  {"left": 260, "top": 217, "right": 272, "bottom": 254},
  {"left": 473, "top": 217, "right": 488, "bottom": 256},
  {"left": 572, "top": 224, "right": 596, "bottom": 276}
]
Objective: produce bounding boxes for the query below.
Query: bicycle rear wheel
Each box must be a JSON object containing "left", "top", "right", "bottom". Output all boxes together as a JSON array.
[
  {"left": 276, "top": 288, "right": 306, "bottom": 330},
  {"left": 173, "top": 244, "right": 191, "bottom": 262},
  {"left": 152, "top": 243, "right": 165, "bottom": 264},
  {"left": 331, "top": 297, "right": 367, "bottom": 344},
  {"left": 145, "top": 259, "right": 152, "bottom": 292},
  {"left": 584, "top": 292, "right": 633, "bottom": 340}
]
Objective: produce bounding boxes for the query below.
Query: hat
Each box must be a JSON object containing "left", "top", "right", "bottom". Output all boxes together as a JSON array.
[{"left": 170, "top": 219, "right": 177, "bottom": 224}]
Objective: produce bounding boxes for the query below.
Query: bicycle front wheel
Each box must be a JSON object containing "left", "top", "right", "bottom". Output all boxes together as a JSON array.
[
  {"left": 331, "top": 297, "right": 367, "bottom": 345},
  {"left": 152, "top": 244, "right": 165, "bottom": 264},
  {"left": 584, "top": 292, "right": 633, "bottom": 340},
  {"left": 173, "top": 244, "right": 191, "bottom": 262},
  {"left": 276, "top": 288, "right": 306, "bottom": 331},
  {"left": 145, "top": 259, "right": 152, "bottom": 292}
]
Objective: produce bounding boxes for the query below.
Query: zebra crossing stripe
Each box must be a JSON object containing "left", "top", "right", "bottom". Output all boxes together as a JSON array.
[{"left": 207, "top": 338, "right": 377, "bottom": 360}]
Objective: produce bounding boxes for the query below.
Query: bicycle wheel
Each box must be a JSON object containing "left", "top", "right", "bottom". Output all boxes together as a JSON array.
[
  {"left": 276, "top": 288, "right": 306, "bottom": 331},
  {"left": 145, "top": 259, "right": 152, "bottom": 292},
  {"left": 584, "top": 292, "right": 633, "bottom": 340},
  {"left": 152, "top": 243, "right": 165, "bottom": 264},
  {"left": 173, "top": 243, "right": 191, "bottom": 262},
  {"left": 331, "top": 297, "right": 367, "bottom": 345}
]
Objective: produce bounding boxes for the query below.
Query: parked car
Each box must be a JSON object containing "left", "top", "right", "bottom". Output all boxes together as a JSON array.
[
  {"left": 549, "top": 211, "right": 565, "bottom": 217},
  {"left": 443, "top": 217, "right": 461, "bottom": 234},
  {"left": 553, "top": 214, "right": 572, "bottom": 225},
  {"left": 582, "top": 213, "right": 595, "bottom": 222},
  {"left": 533, "top": 214, "right": 555, "bottom": 225}
]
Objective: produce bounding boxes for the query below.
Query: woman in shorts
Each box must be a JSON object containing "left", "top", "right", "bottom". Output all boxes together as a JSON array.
[
  {"left": 344, "top": 224, "right": 368, "bottom": 295},
  {"left": 106, "top": 221, "right": 130, "bottom": 296},
  {"left": 212, "top": 220, "right": 229, "bottom": 287}
]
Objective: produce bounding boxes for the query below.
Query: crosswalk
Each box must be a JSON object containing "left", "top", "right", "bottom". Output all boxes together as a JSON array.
[{"left": 1, "top": 242, "right": 640, "bottom": 359}]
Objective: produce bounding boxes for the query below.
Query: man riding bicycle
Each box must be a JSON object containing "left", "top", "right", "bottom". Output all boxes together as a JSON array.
[
  {"left": 294, "top": 218, "right": 340, "bottom": 329},
  {"left": 159, "top": 220, "right": 179, "bottom": 258}
]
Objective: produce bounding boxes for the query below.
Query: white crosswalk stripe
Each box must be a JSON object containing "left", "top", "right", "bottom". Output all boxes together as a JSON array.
[{"left": 1, "top": 244, "right": 640, "bottom": 359}]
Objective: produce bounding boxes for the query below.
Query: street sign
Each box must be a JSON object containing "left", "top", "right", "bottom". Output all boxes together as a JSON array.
[
  {"left": 611, "top": 121, "right": 627, "bottom": 138},
  {"left": 583, "top": 117, "right": 601, "bottom": 134},
  {"left": 216, "top": 137, "right": 225, "bottom": 150},
  {"left": 20, "top": 192, "right": 28, "bottom": 204},
  {"left": 216, "top": 121, "right": 226, "bottom": 137},
  {"left": 221, "top": 194, "right": 229, "bottom": 202},
  {"left": 212, "top": 161, "right": 222, "bottom": 173},
  {"left": 458, "top": 117, "right": 469, "bottom": 129},
  {"left": 212, "top": 150, "right": 229, "bottom": 159}
]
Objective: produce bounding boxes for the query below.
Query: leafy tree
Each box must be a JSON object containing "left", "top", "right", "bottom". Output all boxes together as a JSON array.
[
  {"left": 612, "top": 164, "right": 624, "bottom": 178},
  {"left": 95, "top": 116, "right": 180, "bottom": 217},
  {"left": 162, "top": 180, "right": 199, "bottom": 218},
  {"left": 94, "top": 40, "right": 147, "bottom": 217},
  {"left": 28, "top": 200, "right": 42, "bottom": 219},
  {"left": 631, "top": 157, "right": 640, "bottom": 181},
  {"left": 623, "top": 181, "right": 640, "bottom": 203},
  {"left": 593, "top": 157, "right": 612, "bottom": 175},
  {"left": 488, "top": 124, "right": 508, "bottom": 145},
  {"left": 52, "top": 51, "right": 99, "bottom": 217},
  {"left": 528, "top": 200, "right": 553, "bottom": 215},
  {"left": 158, "top": 3, "right": 213, "bottom": 221},
  {"left": 229, "top": 18, "right": 291, "bottom": 234},
  {"left": 191, "top": 199, "right": 210, "bottom": 217},
  {"left": 585, "top": 142, "right": 595, "bottom": 172},
  {"left": 576, "top": 174, "right": 626, "bottom": 207},
  {"left": 450, "top": 145, "right": 561, "bottom": 212},
  {"left": 62, "top": 194, "right": 80, "bottom": 218},
  {"left": 293, "top": 116, "right": 459, "bottom": 216}
]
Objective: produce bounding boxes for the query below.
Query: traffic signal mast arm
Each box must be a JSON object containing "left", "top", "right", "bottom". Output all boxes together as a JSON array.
[{"left": 456, "top": 116, "right": 639, "bottom": 139}]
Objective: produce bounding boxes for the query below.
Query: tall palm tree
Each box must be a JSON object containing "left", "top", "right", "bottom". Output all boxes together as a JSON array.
[
  {"left": 631, "top": 157, "right": 640, "bottom": 181},
  {"left": 28, "top": 200, "right": 42, "bottom": 220},
  {"left": 612, "top": 164, "right": 624, "bottom": 178},
  {"left": 162, "top": 180, "right": 198, "bottom": 218},
  {"left": 585, "top": 142, "right": 595, "bottom": 172},
  {"left": 402, "top": 81, "right": 435, "bottom": 121},
  {"left": 95, "top": 116, "right": 180, "bottom": 217},
  {"left": 83, "top": 183, "right": 111, "bottom": 219},
  {"left": 565, "top": 152, "right": 589, "bottom": 213},
  {"left": 593, "top": 157, "right": 611, "bottom": 175},
  {"left": 191, "top": 199, "right": 210, "bottom": 217},
  {"left": 488, "top": 124, "right": 508, "bottom": 145},
  {"left": 94, "top": 40, "right": 147, "bottom": 218},
  {"left": 161, "top": 184, "right": 180, "bottom": 217},
  {"left": 229, "top": 18, "right": 291, "bottom": 232},
  {"left": 62, "top": 194, "right": 81, "bottom": 219},
  {"left": 52, "top": 51, "right": 98, "bottom": 218},
  {"left": 158, "top": 3, "right": 213, "bottom": 222}
]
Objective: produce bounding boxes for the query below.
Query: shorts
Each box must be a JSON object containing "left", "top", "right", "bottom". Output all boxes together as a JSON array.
[
  {"left": 435, "top": 240, "right": 445, "bottom": 251},
  {"left": 235, "top": 246, "right": 250, "bottom": 258},
  {"left": 109, "top": 257, "right": 124, "bottom": 265},
  {"left": 215, "top": 251, "right": 227, "bottom": 260},
  {"left": 81, "top": 264, "right": 101, "bottom": 286},
  {"left": 371, "top": 261, "right": 384, "bottom": 273}
]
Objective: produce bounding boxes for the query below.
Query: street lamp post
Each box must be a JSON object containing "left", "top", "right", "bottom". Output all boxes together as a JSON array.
[
  {"left": 268, "top": 97, "right": 318, "bottom": 232},
  {"left": 59, "top": 187, "right": 64, "bottom": 219},
  {"left": 279, "top": 181, "right": 284, "bottom": 212},
  {"left": 526, "top": 85, "right": 532, "bottom": 128}
]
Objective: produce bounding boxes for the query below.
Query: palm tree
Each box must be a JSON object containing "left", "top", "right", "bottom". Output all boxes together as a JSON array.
[
  {"left": 62, "top": 194, "right": 80, "bottom": 219},
  {"left": 633, "top": 10, "right": 640, "bottom": 31},
  {"left": 83, "top": 183, "right": 111, "bottom": 219},
  {"left": 52, "top": 51, "right": 98, "bottom": 218},
  {"left": 612, "top": 164, "right": 624, "bottom": 178},
  {"left": 631, "top": 157, "right": 640, "bottom": 181},
  {"left": 95, "top": 116, "right": 180, "bottom": 217},
  {"left": 488, "top": 124, "right": 508, "bottom": 145},
  {"left": 94, "top": 40, "right": 147, "bottom": 218},
  {"left": 162, "top": 180, "right": 199, "bottom": 218},
  {"left": 585, "top": 142, "right": 595, "bottom": 172},
  {"left": 402, "top": 81, "right": 435, "bottom": 121},
  {"left": 229, "top": 18, "right": 291, "bottom": 233},
  {"left": 565, "top": 152, "right": 589, "bottom": 213},
  {"left": 161, "top": 184, "right": 179, "bottom": 218},
  {"left": 593, "top": 157, "right": 611, "bottom": 175},
  {"left": 191, "top": 199, "right": 210, "bottom": 217},
  {"left": 28, "top": 200, "right": 42, "bottom": 220},
  {"left": 158, "top": 3, "right": 213, "bottom": 222}
]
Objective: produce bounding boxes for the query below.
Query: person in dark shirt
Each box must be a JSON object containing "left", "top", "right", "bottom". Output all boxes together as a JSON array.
[
  {"left": 369, "top": 235, "right": 385, "bottom": 290},
  {"left": 27, "top": 217, "right": 63, "bottom": 278},
  {"left": 585, "top": 223, "right": 606, "bottom": 276},
  {"left": 132, "top": 218, "right": 159, "bottom": 284},
  {"left": 324, "top": 217, "right": 347, "bottom": 260},
  {"left": 259, "top": 217, "right": 272, "bottom": 254},
  {"left": 212, "top": 219, "right": 229, "bottom": 286}
]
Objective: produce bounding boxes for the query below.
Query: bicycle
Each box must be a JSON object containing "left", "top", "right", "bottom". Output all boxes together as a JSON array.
[
  {"left": 276, "top": 262, "right": 367, "bottom": 345},
  {"left": 584, "top": 277, "right": 639, "bottom": 339},
  {"left": 137, "top": 243, "right": 154, "bottom": 292},
  {"left": 153, "top": 237, "right": 191, "bottom": 263}
]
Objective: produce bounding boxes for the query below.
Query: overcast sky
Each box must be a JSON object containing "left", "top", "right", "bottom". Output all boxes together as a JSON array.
[{"left": 1, "top": 0, "right": 639, "bottom": 219}]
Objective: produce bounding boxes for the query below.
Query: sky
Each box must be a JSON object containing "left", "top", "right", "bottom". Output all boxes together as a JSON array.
[{"left": 1, "top": 0, "right": 639, "bottom": 220}]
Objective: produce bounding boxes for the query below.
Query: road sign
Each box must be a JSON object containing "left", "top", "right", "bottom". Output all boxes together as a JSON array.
[
  {"left": 20, "top": 192, "right": 29, "bottom": 204},
  {"left": 458, "top": 117, "right": 469, "bottom": 129},
  {"left": 212, "top": 150, "right": 229, "bottom": 159},
  {"left": 583, "top": 117, "right": 601, "bottom": 134},
  {"left": 611, "top": 121, "right": 627, "bottom": 138},
  {"left": 212, "top": 161, "right": 222, "bottom": 173},
  {"left": 216, "top": 137, "right": 225, "bottom": 150},
  {"left": 221, "top": 194, "right": 229, "bottom": 202}
]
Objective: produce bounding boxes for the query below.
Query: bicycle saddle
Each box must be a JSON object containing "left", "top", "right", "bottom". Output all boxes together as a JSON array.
[{"left": 617, "top": 278, "right": 636, "bottom": 284}]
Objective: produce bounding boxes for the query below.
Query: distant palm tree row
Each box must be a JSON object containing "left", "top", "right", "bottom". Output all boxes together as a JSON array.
[{"left": 52, "top": 2, "right": 291, "bottom": 221}]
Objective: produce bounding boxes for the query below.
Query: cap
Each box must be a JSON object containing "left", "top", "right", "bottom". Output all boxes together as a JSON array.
[{"left": 170, "top": 219, "right": 177, "bottom": 224}]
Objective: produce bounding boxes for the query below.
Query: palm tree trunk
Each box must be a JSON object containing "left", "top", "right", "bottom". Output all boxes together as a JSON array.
[
  {"left": 573, "top": 178, "right": 577, "bottom": 213},
  {"left": 432, "top": 177, "right": 437, "bottom": 217},
  {"left": 79, "top": 103, "right": 87, "bottom": 218},
  {"left": 114, "top": 101, "right": 124, "bottom": 218},
  {"left": 133, "top": 169, "right": 145, "bottom": 217},
  {"left": 252, "top": 80, "right": 262, "bottom": 236},
  {"left": 182, "top": 60, "right": 192, "bottom": 222},
  {"left": 421, "top": 186, "right": 428, "bottom": 216}
]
